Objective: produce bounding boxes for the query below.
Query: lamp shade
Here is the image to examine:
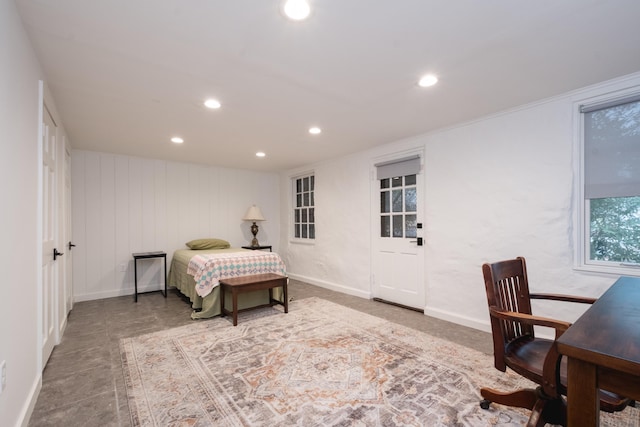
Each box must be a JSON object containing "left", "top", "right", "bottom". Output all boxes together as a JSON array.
[{"left": 242, "top": 205, "right": 265, "bottom": 221}]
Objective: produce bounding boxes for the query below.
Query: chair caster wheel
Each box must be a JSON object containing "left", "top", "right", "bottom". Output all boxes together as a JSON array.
[{"left": 480, "top": 399, "right": 491, "bottom": 410}]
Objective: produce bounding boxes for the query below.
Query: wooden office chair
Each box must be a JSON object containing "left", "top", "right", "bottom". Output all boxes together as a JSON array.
[{"left": 480, "top": 257, "right": 629, "bottom": 426}]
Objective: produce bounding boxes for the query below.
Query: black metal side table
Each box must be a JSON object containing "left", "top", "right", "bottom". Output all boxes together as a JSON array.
[
  {"left": 241, "top": 245, "right": 273, "bottom": 252},
  {"left": 132, "top": 251, "right": 167, "bottom": 302}
]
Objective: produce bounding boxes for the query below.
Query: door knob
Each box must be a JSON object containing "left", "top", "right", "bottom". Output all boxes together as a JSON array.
[
  {"left": 409, "top": 237, "right": 423, "bottom": 246},
  {"left": 68, "top": 241, "right": 76, "bottom": 251},
  {"left": 53, "top": 248, "right": 64, "bottom": 261}
]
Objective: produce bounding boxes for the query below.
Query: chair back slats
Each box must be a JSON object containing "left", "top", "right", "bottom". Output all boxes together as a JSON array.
[{"left": 482, "top": 257, "right": 534, "bottom": 371}]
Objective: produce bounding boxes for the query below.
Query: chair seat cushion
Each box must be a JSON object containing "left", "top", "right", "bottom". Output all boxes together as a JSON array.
[{"left": 505, "top": 336, "right": 629, "bottom": 412}]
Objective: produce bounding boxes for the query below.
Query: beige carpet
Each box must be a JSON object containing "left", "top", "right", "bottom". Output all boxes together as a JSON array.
[{"left": 121, "top": 297, "right": 639, "bottom": 426}]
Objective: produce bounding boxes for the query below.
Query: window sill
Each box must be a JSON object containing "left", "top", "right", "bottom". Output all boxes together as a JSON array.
[
  {"left": 574, "top": 263, "right": 640, "bottom": 278},
  {"left": 289, "top": 239, "right": 315, "bottom": 246}
]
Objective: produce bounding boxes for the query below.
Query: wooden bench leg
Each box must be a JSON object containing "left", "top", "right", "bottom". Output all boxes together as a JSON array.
[
  {"left": 232, "top": 289, "right": 238, "bottom": 326},
  {"left": 220, "top": 286, "right": 226, "bottom": 318},
  {"left": 283, "top": 280, "right": 288, "bottom": 313}
]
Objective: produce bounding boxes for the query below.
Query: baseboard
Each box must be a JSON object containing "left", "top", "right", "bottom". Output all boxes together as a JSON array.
[
  {"left": 57, "top": 314, "right": 68, "bottom": 345},
  {"left": 287, "top": 273, "right": 371, "bottom": 300},
  {"left": 74, "top": 283, "right": 165, "bottom": 302},
  {"left": 18, "top": 375, "right": 42, "bottom": 427},
  {"left": 423, "top": 306, "right": 555, "bottom": 339},
  {"left": 423, "top": 306, "right": 491, "bottom": 333}
]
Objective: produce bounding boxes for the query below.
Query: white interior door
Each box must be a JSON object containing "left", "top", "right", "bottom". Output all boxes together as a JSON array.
[
  {"left": 371, "top": 154, "right": 425, "bottom": 310},
  {"left": 41, "top": 104, "right": 58, "bottom": 364},
  {"left": 60, "top": 140, "right": 73, "bottom": 327},
  {"left": 65, "top": 144, "right": 73, "bottom": 313}
]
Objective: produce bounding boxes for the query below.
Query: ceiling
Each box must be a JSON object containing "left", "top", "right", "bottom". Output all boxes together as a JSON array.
[{"left": 16, "top": 0, "right": 640, "bottom": 172}]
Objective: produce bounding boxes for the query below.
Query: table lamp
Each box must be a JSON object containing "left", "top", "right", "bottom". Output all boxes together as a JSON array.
[{"left": 242, "top": 205, "right": 265, "bottom": 247}]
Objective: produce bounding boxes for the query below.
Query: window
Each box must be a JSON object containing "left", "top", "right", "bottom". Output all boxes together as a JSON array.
[
  {"left": 379, "top": 174, "right": 417, "bottom": 238},
  {"left": 293, "top": 173, "right": 315, "bottom": 240},
  {"left": 375, "top": 155, "right": 421, "bottom": 239},
  {"left": 580, "top": 92, "right": 640, "bottom": 273}
]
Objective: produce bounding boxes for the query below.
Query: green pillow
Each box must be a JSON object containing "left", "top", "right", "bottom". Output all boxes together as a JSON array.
[{"left": 185, "top": 238, "right": 231, "bottom": 250}]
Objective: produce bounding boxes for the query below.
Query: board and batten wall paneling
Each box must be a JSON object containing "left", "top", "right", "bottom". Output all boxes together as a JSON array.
[
  {"left": 72, "top": 150, "right": 280, "bottom": 302},
  {"left": 115, "top": 155, "right": 130, "bottom": 295}
]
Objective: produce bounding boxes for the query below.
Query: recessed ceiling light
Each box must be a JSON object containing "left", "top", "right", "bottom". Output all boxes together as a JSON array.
[
  {"left": 418, "top": 74, "right": 438, "bottom": 88},
  {"left": 283, "top": 0, "right": 311, "bottom": 21},
  {"left": 171, "top": 137, "right": 184, "bottom": 144},
  {"left": 256, "top": 152, "right": 266, "bottom": 158},
  {"left": 204, "top": 99, "right": 221, "bottom": 109},
  {"left": 309, "top": 127, "right": 321, "bottom": 135}
]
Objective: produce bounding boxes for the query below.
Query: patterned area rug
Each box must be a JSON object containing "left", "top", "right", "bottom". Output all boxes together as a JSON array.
[{"left": 121, "top": 297, "right": 639, "bottom": 426}]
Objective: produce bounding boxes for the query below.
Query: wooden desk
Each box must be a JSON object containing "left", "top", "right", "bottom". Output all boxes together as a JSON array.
[{"left": 557, "top": 276, "right": 640, "bottom": 426}]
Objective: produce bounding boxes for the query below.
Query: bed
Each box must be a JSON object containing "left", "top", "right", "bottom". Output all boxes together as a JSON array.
[{"left": 168, "top": 247, "right": 287, "bottom": 319}]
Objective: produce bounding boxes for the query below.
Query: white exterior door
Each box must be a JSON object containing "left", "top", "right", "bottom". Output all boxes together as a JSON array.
[
  {"left": 41, "top": 104, "right": 58, "bottom": 364},
  {"left": 371, "top": 154, "right": 425, "bottom": 310}
]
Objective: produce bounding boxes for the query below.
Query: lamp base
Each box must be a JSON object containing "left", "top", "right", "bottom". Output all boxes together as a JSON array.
[{"left": 250, "top": 222, "right": 260, "bottom": 247}]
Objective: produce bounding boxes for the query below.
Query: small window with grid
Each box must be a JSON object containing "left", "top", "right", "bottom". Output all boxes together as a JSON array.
[
  {"left": 293, "top": 174, "right": 315, "bottom": 240},
  {"left": 380, "top": 174, "right": 417, "bottom": 238}
]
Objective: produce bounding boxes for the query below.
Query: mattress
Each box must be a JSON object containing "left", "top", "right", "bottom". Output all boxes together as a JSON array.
[{"left": 168, "top": 248, "right": 285, "bottom": 319}]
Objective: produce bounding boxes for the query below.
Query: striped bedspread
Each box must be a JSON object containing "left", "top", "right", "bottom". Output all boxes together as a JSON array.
[{"left": 187, "top": 250, "right": 287, "bottom": 297}]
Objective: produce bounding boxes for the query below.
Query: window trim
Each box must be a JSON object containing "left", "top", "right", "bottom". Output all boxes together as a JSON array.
[
  {"left": 290, "top": 171, "right": 315, "bottom": 244},
  {"left": 574, "top": 87, "right": 640, "bottom": 277}
]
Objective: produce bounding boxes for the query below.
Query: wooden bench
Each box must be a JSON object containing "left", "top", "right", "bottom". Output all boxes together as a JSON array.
[{"left": 219, "top": 273, "right": 288, "bottom": 326}]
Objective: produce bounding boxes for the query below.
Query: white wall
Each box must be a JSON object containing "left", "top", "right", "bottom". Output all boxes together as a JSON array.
[
  {"left": 280, "top": 72, "right": 640, "bottom": 332},
  {"left": 0, "top": 1, "right": 44, "bottom": 425},
  {"left": 280, "top": 157, "right": 373, "bottom": 298},
  {"left": 71, "top": 151, "right": 280, "bottom": 301}
]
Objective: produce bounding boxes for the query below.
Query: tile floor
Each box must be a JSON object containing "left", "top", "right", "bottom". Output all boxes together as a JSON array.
[{"left": 28, "top": 280, "right": 492, "bottom": 426}]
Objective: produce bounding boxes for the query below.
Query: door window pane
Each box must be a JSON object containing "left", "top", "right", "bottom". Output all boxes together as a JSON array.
[
  {"left": 405, "top": 214, "right": 417, "bottom": 238},
  {"left": 393, "top": 215, "right": 403, "bottom": 237},
  {"left": 405, "top": 188, "right": 416, "bottom": 212},
  {"left": 380, "top": 191, "right": 390, "bottom": 213},
  {"left": 309, "top": 224, "right": 315, "bottom": 239},
  {"left": 380, "top": 178, "right": 390, "bottom": 189},
  {"left": 405, "top": 174, "right": 416, "bottom": 186},
  {"left": 381, "top": 216, "right": 390, "bottom": 237},
  {"left": 392, "top": 177, "right": 402, "bottom": 187},
  {"left": 392, "top": 189, "right": 403, "bottom": 212}
]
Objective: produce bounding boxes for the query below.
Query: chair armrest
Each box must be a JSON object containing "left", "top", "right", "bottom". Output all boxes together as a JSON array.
[
  {"left": 530, "top": 293, "right": 596, "bottom": 304},
  {"left": 489, "top": 307, "right": 572, "bottom": 338},
  {"left": 490, "top": 307, "right": 569, "bottom": 398}
]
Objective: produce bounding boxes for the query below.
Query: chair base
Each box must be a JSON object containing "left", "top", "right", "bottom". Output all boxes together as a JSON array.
[{"left": 480, "top": 386, "right": 566, "bottom": 427}]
